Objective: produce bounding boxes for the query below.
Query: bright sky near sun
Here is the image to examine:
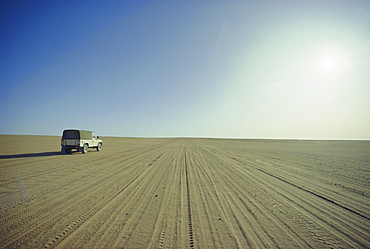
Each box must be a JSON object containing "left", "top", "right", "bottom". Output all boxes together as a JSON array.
[{"left": 1, "top": 1, "right": 370, "bottom": 139}]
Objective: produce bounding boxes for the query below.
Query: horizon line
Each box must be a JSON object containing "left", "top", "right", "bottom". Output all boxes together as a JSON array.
[{"left": 1, "top": 133, "right": 369, "bottom": 141}]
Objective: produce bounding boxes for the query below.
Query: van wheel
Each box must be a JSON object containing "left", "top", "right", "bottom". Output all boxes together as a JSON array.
[
  {"left": 97, "top": 143, "right": 102, "bottom": 151},
  {"left": 82, "top": 144, "right": 88, "bottom": 154}
]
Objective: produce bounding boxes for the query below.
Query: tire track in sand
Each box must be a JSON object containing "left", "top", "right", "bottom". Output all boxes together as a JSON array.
[{"left": 184, "top": 148, "right": 195, "bottom": 248}]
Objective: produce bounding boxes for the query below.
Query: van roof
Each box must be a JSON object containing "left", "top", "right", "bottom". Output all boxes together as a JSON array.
[{"left": 62, "top": 129, "right": 94, "bottom": 139}]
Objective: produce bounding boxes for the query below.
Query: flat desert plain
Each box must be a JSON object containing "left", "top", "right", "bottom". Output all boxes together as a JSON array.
[{"left": 0, "top": 135, "right": 369, "bottom": 248}]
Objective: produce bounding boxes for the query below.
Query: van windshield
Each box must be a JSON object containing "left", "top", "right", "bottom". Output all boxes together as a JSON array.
[{"left": 63, "top": 130, "right": 80, "bottom": 139}]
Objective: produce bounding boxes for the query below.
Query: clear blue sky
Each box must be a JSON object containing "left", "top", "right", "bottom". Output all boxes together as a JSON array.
[{"left": 1, "top": 1, "right": 369, "bottom": 139}]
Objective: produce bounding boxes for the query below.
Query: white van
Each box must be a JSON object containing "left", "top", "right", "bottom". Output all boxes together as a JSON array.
[{"left": 61, "top": 129, "right": 103, "bottom": 153}]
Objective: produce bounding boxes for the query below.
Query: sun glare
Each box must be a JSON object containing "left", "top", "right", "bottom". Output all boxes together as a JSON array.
[
  {"left": 320, "top": 57, "right": 336, "bottom": 70},
  {"left": 315, "top": 45, "right": 349, "bottom": 74}
]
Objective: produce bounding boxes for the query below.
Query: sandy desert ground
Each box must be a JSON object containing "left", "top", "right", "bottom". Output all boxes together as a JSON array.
[{"left": 0, "top": 135, "right": 369, "bottom": 248}]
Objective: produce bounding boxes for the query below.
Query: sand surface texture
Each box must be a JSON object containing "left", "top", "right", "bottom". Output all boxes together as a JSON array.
[{"left": 0, "top": 135, "right": 369, "bottom": 248}]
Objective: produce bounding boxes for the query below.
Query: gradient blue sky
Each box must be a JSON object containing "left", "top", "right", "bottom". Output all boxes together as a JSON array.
[{"left": 1, "top": 1, "right": 369, "bottom": 139}]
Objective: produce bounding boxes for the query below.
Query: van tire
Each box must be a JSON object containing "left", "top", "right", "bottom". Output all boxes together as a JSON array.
[{"left": 82, "top": 144, "right": 88, "bottom": 154}]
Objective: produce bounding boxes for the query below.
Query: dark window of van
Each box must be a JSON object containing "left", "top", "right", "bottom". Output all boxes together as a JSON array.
[{"left": 63, "top": 130, "right": 80, "bottom": 139}]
